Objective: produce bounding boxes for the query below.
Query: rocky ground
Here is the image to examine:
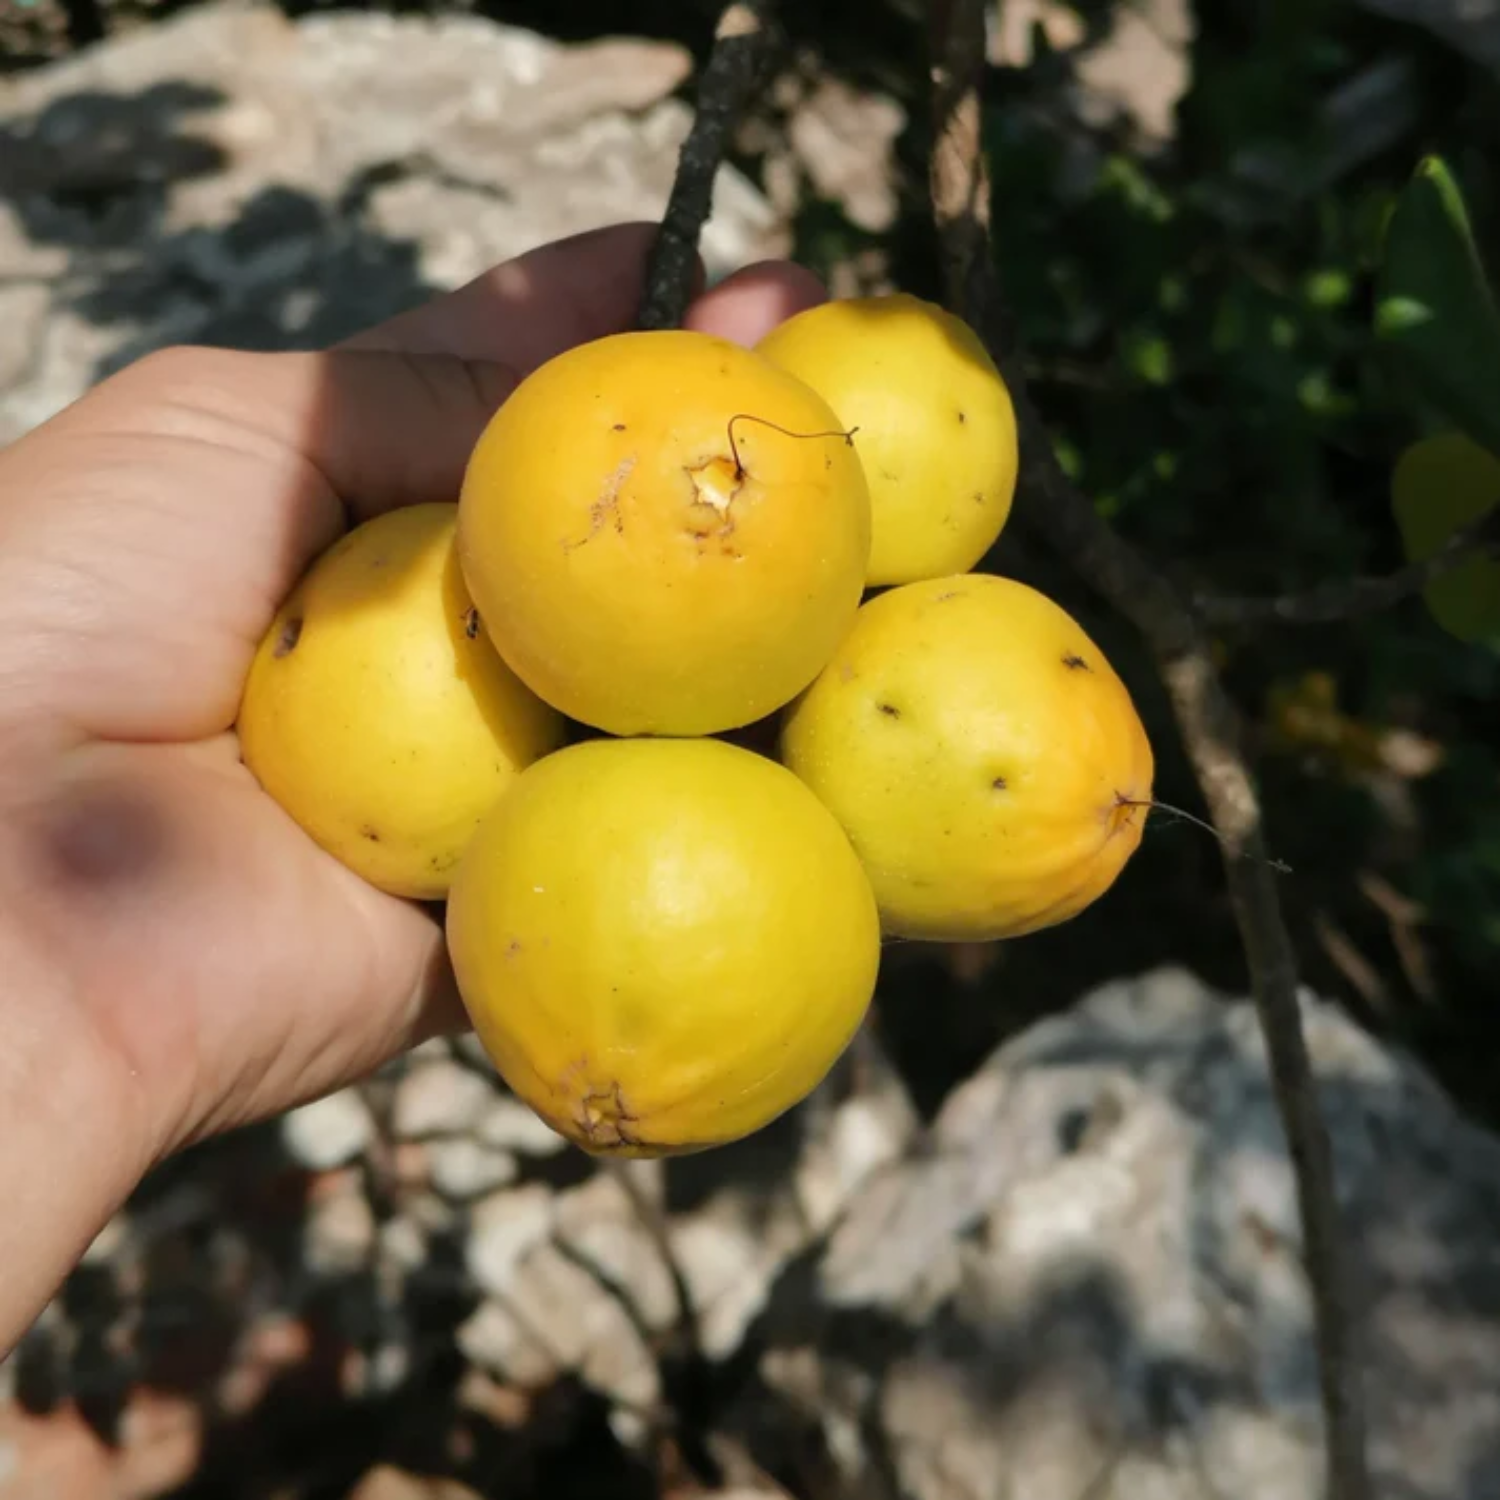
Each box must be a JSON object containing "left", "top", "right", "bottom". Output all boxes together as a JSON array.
[
  {"left": 5, "top": 5, "right": 1500, "bottom": 1498},
  {"left": 7, "top": 963, "right": 1500, "bottom": 1500}
]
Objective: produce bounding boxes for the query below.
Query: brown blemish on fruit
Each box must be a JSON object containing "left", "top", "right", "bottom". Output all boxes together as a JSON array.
[
  {"left": 273, "top": 617, "right": 302, "bottom": 657},
  {"left": 957, "top": 409, "right": 967, "bottom": 424},
  {"left": 973, "top": 491, "right": 985, "bottom": 505},
  {"left": 1063, "top": 653, "right": 1091, "bottom": 671},
  {"left": 992, "top": 775, "right": 1008, "bottom": 791},
  {"left": 933, "top": 589, "right": 962, "bottom": 602},
  {"left": 505, "top": 939, "right": 522, "bottom": 959},
  {"left": 360, "top": 825, "right": 381, "bottom": 842},
  {"left": 464, "top": 607, "right": 480, "bottom": 640},
  {"left": 876, "top": 701, "right": 902, "bottom": 719},
  {"left": 575, "top": 1081, "right": 639, "bottom": 1150},
  {"left": 612, "top": 422, "right": 627, "bottom": 432},
  {"left": 563, "top": 456, "right": 635, "bottom": 552}
]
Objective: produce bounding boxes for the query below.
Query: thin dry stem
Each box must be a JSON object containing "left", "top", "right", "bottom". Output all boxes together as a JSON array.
[
  {"left": 638, "top": 0, "right": 779, "bottom": 332},
  {"left": 928, "top": 4, "right": 1372, "bottom": 1498},
  {"left": 1200, "top": 508, "right": 1500, "bottom": 626}
]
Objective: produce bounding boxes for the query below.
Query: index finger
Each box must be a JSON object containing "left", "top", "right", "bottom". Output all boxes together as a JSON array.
[{"left": 339, "top": 221, "right": 689, "bottom": 371}]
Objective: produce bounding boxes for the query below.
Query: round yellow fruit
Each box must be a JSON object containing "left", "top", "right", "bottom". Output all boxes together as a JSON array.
[
  {"left": 238, "top": 503, "right": 566, "bottom": 899},
  {"left": 446, "top": 737, "right": 881, "bottom": 1156},
  {"left": 779, "top": 574, "right": 1154, "bottom": 941},
  {"left": 755, "top": 293, "right": 1018, "bottom": 586},
  {"left": 458, "top": 328, "right": 872, "bottom": 737}
]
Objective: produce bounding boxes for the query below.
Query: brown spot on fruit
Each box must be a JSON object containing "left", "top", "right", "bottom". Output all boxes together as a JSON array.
[
  {"left": 273, "top": 617, "right": 302, "bottom": 657},
  {"left": 992, "top": 775, "right": 1008, "bottom": 791},
  {"left": 1063, "top": 653, "right": 1091, "bottom": 671},
  {"left": 464, "top": 607, "right": 481, "bottom": 640},
  {"left": 957, "top": 410, "right": 967, "bottom": 424},
  {"left": 876, "top": 702, "right": 902, "bottom": 719},
  {"left": 505, "top": 939, "right": 522, "bottom": 959},
  {"left": 563, "top": 456, "right": 635, "bottom": 552},
  {"left": 360, "top": 825, "right": 381, "bottom": 842},
  {"left": 612, "top": 423, "right": 627, "bottom": 432}
]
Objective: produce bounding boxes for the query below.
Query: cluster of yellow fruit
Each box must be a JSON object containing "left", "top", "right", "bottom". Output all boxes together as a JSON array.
[{"left": 236, "top": 293, "right": 1154, "bottom": 1158}]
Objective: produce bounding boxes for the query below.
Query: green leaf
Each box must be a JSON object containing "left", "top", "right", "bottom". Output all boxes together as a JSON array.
[
  {"left": 1391, "top": 431, "right": 1500, "bottom": 644},
  {"left": 1376, "top": 156, "right": 1500, "bottom": 458}
]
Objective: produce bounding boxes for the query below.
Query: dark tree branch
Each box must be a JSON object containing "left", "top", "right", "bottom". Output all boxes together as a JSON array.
[
  {"left": 928, "top": 5, "right": 1372, "bottom": 1500},
  {"left": 1200, "top": 509, "right": 1500, "bottom": 626},
  {"left": 638, "top": 0, "right": 779, "bottom": 332}
]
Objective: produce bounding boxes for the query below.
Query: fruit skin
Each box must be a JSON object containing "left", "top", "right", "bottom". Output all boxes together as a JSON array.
[
  {"left": 754, "top": 293, "right": 1018, "bottom": 586},
  {"left": 237, "top": 503, "right": 566, "bottom": 900},
  {"left": 458, "top": 328, "right": 872, "bottom": 737},
  {"left": 779, "top": 574, "right": 1154, "bottom": 941},
  {"left": 445, "top": 737, "right": 882, "bottom": 1157},
  {"left": 1390, "top": 430, "right": 1500, "bottom": 644}
]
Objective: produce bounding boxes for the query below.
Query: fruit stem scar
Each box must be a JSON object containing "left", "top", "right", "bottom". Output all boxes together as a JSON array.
[
  {"left": 724, "top": 412, "right": 859, "bottom": 480},
  {"left": 575, "top": 1081, "right": 638, "bottom": 1148},
  {"left": 686, "top": 456, "right": 743, "bottom": 516}
]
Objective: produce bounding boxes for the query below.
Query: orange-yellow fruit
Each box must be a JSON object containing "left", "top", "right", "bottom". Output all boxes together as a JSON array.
[
  {"left": 779, "top": 574, "right": 1154, "bottom": 940},
  {"left": 755, "top": 293, "right": 1018, "bottom": 585},
  {"left": 446, "top": 737, "right": 881, "bottom": 1156},
  {"left": 458, "top": 329, "right": 872, "bottom": 736},
  {"left": 237, "top": 503, "right": 566, "bottom": 899}
]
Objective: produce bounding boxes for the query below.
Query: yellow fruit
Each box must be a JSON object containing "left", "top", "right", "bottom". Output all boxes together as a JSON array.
[
  {"left": 779, "top": 574, "right": 1154, "bottom": 941},
  {"left": 458, "top": 329, "right": 872, "bottom": 736},
  {"left": 755, "top": 293, "right": 1018, "bottom": 586},
  {"left": 446, "top": 737, "right": 881, "bottom": 1156},
  {"left": 238, "top": 503, "right": 566, "bottom": 899},
  {"left": 1391, "top": 430, "right": 1500, "bottom": 643}
]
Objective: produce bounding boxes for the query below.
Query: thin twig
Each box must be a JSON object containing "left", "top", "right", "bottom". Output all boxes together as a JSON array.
[
  {"left": 1200, "top": 508, "right": 1500, "bottom": 626},
  {"left": 638, "top": 0, "right": 780, "bottom": 332},
  {"left": 606, "top": 1161, "right": 703, "bottom": 1368},
  {"left": 927, "top": 4, "right": 1372, "bottom": 1499}
]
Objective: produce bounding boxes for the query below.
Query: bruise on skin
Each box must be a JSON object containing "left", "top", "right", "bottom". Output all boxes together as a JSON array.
[
  {"left": 991, "top": 775, "right": 1008, "bottom": 791},
  {"left": 1062, "top": 652, "right": 1091, "bottom": 671},
  {"left": 273, "top": 616, "right": 303, "bottom": 657},
  {"left": 463, "top": 607, "right": 481, "bottom": 640},
  {"left": 562, "top": 456, "right": 635, "bottom": 553}
]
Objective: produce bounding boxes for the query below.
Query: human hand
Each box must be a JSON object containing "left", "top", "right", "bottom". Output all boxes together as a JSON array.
[{"left": 0, "top": 222, "right": 826, "bottom": 1351}]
